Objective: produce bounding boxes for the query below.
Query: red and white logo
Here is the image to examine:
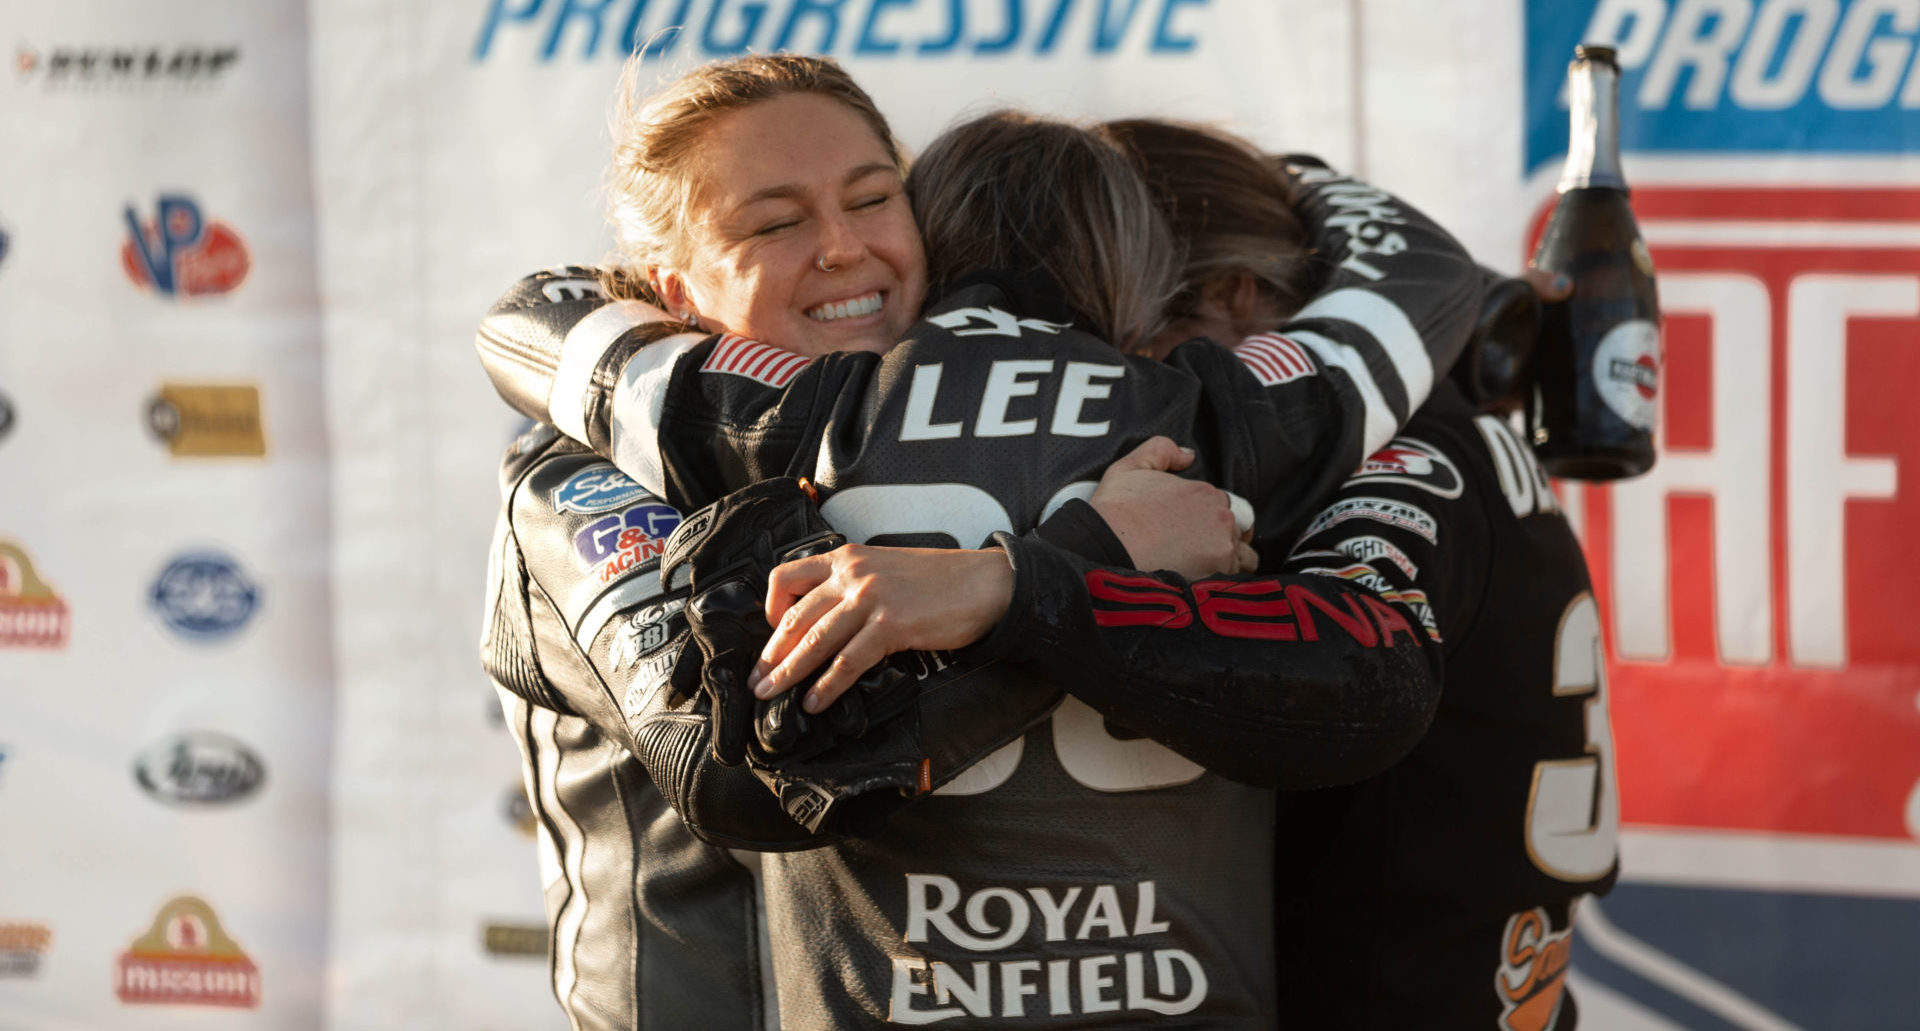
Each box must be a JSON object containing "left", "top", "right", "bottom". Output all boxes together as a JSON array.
[
  {"left": 1347, "top": 437, "right": 1464, "bottom": 498},
  {"left": 0, "top": 541, "right": 68, "bottom": 649}
]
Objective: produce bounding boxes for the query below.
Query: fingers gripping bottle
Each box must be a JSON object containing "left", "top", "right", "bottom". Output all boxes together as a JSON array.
[{"left": 1530, "top": 44, "right": 1661, "bottom": 480}]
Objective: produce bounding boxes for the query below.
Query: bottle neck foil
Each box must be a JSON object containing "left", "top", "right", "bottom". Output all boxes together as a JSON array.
[{"left": 1560, "top": 57, "right": 1626, "bottom": 192}]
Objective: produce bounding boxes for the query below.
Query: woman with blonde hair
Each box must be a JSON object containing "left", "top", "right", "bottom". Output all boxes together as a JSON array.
[{"left": 479, "top": 52, "right": 1482, "bottom": 1027}]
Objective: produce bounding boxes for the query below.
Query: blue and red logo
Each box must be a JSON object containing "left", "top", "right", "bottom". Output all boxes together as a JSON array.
[
  {"left": 575, "top": 502, "right": 681, "bottom": 584},
  {"left": 121, "top": 195, "right": 249, "bottom": 297}
]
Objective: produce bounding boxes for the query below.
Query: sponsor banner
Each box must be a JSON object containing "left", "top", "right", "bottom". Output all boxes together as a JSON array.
[
  {"left": 1525, "top": 0, "right": 1920, "bottom": 172},
  {"left": 122, "top": 195, "right": 251, "bottom": 298},
  {"left": 115, "top": 897, "right": 261, "bottom": 1008},
  {"left": 150, "top": 552, "right": 261, "bottom": 641},
  {"left": 148, "top": 384, "right": 267, "bottom": 457},
  {"left": 0, "top": 541, "right": 70, "bottom": 649},
  {"left": 133, "top": 731, "right": 267, "bottom": 806},
  {"left": 470, "top": 0, "right": 1218, "bottom": 64}
]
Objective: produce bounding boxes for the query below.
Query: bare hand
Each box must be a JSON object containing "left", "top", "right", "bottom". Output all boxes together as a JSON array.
[
  {"left": 1090, "top": 436, "right": 1257, "bottom": 579},
  {"left": 749, "top": 545, "right": 1014, "bottom": 714},
  {"left": 1522, "top": 266, "right": 1574, "bottom": 303}
]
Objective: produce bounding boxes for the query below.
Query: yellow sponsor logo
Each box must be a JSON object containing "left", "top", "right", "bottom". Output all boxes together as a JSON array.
[{"left": 148, "top": 384, "right": 265, "bottom": 457}]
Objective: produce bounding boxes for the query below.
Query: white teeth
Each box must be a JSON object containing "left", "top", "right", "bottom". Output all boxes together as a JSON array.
[{"left": 807, "top": 292, "right": 882, "bottom": 321}]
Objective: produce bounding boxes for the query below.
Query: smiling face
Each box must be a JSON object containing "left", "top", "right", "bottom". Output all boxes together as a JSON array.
[{"left": 653, "top": 93, "right": 927, "bottom": 357}]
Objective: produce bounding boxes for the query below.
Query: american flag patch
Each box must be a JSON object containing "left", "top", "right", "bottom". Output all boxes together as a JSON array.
[
  {"left": 1234, "top": 333, "right": 1316, "bottom": 387},
  {"left": 700, "top": 334, "right": 812, "bottom": 388}
]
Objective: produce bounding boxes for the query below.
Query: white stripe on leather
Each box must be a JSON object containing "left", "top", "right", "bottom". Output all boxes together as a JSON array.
[
  {"left": 551, "top": 299, "right": 661, "bottom": 444},
  {"left": 574, "top": 569, "right": 662, "bottom": 652},
  {"left": 1289, "top": 287, "right": 1434, "bottom": 409},
  {"left": 609, "top": 332, "right": 703, "bottom": 501},
  {"left": 1287, "top": 328, "right": 1398, "bottom": 456},
  {"left": 531, "top": 706, "right": 589, "bottom": 1031}
]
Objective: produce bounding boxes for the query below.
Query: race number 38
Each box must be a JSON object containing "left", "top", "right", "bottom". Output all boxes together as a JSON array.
[
  {"left": 821, "top": 482, "right": 1206, "bottom": 796},
  {"left": 1525, "top": 592, "right": 1620, "bottom": 881}
]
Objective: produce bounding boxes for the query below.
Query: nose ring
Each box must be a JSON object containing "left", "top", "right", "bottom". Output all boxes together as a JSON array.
[{"left": 816, "top": 256, "right": 837, "bottom": 273}]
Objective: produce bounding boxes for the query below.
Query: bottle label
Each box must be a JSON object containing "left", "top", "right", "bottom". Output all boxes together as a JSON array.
[{"left": 1591, "top": 320, "right": 1660, "bottom": 432}]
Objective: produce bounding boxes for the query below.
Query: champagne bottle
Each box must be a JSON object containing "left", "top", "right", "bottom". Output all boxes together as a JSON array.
[{"left": 1530, "top": 44, "right": 1660, "bottom": 480}]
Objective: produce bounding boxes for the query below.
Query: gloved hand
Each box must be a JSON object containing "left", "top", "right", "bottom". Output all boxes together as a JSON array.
[{"left": 659, "top": 478, "right": 844, "bottom": 765}]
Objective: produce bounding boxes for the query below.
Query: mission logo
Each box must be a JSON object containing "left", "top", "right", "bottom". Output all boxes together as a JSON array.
[
  {"left": 0, "top": 541, "right": 69, "bottom": 649},
  {"left": 115, "top": 896, "right": 260, "bottom": 1008}
]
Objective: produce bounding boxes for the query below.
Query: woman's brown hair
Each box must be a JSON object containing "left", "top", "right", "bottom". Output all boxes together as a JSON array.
[
  {"left": 907, "top": 110, "right": 1180, "bottom": 349},
  {"left": 1102, "top": 118, "right": 1315, "bottom": 323}
]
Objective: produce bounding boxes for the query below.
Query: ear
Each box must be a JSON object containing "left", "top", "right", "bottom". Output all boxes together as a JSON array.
[
  {"left": 1222, "top": 272, "right": 1265, "bottom": 335},
  {"left": 651, "top": 268, "right": 698, "bottom": 324}
]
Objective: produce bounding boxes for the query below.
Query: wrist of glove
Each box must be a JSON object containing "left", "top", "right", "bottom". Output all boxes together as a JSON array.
[
  {"left": 660, "top": 477, "right": 928, "bottom": 770},
  {"left": 660, "top": 477, "right": 845, "bottom": 766}
]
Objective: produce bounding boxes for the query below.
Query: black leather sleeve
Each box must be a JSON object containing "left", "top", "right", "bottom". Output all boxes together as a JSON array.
[{"left": 1161, "top": 163, "right": 1482, "bottom": 554}]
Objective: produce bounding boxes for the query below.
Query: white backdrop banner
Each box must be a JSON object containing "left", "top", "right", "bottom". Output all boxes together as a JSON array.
[{"left": 0, "top": 1, "right": 330, "bottom": 1028}]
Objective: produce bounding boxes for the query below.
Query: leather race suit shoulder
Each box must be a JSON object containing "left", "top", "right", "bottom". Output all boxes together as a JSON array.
[{"left": 1270, "top": 383, "right": 1620, "bottom": 1030}]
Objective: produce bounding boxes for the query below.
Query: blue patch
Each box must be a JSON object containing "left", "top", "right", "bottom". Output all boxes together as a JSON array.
[
  {"left": 1525, "top": 0, "right": 1920, "bottom": 172},
  {"left": 550, "top": 462, "right": 650, "bottom": 515},
  {"left": 574, "top": 503, "right": 682, "bottom": 584},
  {"left": 149, "top": 552, "right": 259, "bottom": 641}
]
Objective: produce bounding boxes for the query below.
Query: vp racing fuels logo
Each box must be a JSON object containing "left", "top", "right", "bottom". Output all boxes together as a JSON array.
[
  {"left": 575, "top": 499, "right": 682, "bottom": 584},
  {"left": 115, "top": 896, "right": 260, "bottom": 1008},
  {"left": 122, "top": 195, "right": 249, "bottom": 297}
]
